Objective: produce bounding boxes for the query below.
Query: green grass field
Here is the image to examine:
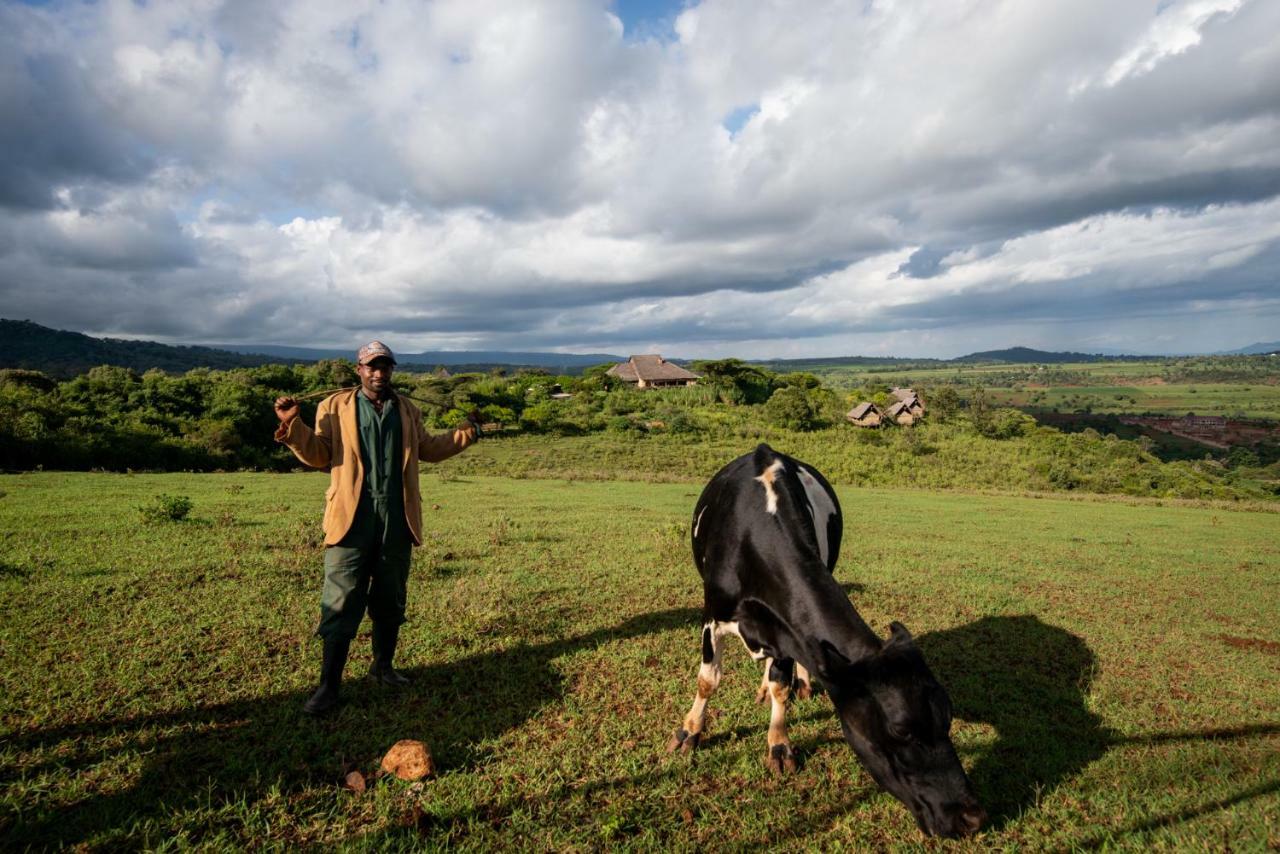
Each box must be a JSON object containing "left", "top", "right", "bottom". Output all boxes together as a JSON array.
[
  {"left": 986, "top": 383, "right": 1280, "bottom": 419},
  {"left": 803, "top": 360, "right": 1280, "bottom": 419},
  {"left": 2, "top": 470, "right": 1278, "bottom": 850}
]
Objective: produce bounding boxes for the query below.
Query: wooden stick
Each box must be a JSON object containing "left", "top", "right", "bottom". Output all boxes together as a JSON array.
[
  {"left": 292, "top": 386, "right": 354, "bottom": 401},
  {"left": 289, "top": 386, "right": 437, "bottom": 406}
]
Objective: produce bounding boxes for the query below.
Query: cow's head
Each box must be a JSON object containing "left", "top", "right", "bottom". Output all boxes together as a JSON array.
[{"left": 820, "top": 622, "right": 984, "bottom": 838}]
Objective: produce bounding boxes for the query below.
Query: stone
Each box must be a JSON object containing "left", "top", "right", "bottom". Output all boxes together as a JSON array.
[
  {"left": 344, "top": 770, "right": 366, "bottom": 793},
  {"left": 381, "top": 739, "right": 434, "bottom": 781}
]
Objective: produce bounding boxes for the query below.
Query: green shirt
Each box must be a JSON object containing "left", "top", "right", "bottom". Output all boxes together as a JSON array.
[{"left": 356, "top": 393, "right": 403, "bottom": 513}]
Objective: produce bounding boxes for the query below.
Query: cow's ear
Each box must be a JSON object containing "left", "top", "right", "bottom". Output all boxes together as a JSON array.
[
  {"left": 887, "top": 621, "right": 914, "bottom": 646},
  {"left": 817, "top": 639, "right": 855, "bottom": 680}
]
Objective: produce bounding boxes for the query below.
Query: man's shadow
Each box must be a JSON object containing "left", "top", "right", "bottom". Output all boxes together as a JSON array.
[
  {"left": 916, "top": 614, "right": 1111, "bottom": 827},
  {"left": 4, "top": 606, "right": 700, "bottom": 848}
]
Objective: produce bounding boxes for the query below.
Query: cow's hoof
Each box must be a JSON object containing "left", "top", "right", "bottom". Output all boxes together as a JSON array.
[
  {"left": 794, "top": 680, "right": 812, "bottom": 701},
  {"left": 764, "top": 744, "right": 797, "bottom": 775},
  {"left": 667, "top": 728, "right": 702, "bottom": 754}
]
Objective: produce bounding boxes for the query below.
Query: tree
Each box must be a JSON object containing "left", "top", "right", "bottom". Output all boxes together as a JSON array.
[
  {"left": 691, "top": 359, "right": 776, "bottom": 405},
  {"left": 967, "top": 386, "right": 991, "bottom": 432},
  {"left": 764, "top": 387, "right": 819, "bottom": 431},
  {"left": 579, "top": 363, "right": 621, "bottom": 392},
  {"left": 776, "top": 371, "right": 822, "bottom": 390},
  {"left": 928, "top": 386, "right": 960, "bottom": 422}
]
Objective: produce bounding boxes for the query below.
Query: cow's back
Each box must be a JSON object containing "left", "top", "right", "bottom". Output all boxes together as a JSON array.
[{"left": 691, "top": 444, "right": 842, "bottom": 584}]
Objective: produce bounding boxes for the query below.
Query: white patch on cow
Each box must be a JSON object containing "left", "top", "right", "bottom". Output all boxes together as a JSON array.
[
  {"left": 754, "top": 460, "right": 784, "bottom": 515},
  {"left": 717, "top": 621, "right": 768, "bottom": 661},
  {"left": 693, "top": 506, "right": 707, "bottom": 538},
  {"left": 798, "top": 464, "right": 836, "bottom": 565}
]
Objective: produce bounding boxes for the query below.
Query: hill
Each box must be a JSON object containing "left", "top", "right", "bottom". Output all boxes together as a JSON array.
[
  {"left": 951, "top": 346, "right": 1128, "bottom": 364},
  {"left": 0, "top": 319, "right": 273, "bottom": 378},
  {"left": 1223, "top": 341, "right": 1280, "bottom": 356},
  {"left": 0, "top": 319, "right": 624, "bottom": 377},
  {"left": 749, "top": 355, "right": 945, "bottom": 371},
  {"left": 212, "top": 343, "right": 624, "bottom": 372}
]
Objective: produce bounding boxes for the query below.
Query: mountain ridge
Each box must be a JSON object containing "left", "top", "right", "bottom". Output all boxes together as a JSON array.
[
  {"left": 0, "top": 319, "right": 625, "bottom": 378},
  {"left": 3, "top": 320, "right": 1270, "bottom": 379}
]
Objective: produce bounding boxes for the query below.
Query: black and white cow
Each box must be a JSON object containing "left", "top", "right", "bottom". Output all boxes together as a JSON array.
[{"left": 668, "top": 444, "right": 984, "bottom": 838}]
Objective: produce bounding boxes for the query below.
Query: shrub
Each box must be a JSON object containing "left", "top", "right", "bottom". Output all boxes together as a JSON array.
[
  {"left": 138, "top": 494, "right": 193, "bottom": 523},
  {"left": 980, "top": 408, "right": 1037, "bottom": 440},
  {"left": 0, "top": 369, "right": 57, "bottom": 393},
  {"left": 606, "top": 415, "right": 642, "bottom": 434},
  {"left": 764, "top": 387, "right": 819, "bottom": 431}
]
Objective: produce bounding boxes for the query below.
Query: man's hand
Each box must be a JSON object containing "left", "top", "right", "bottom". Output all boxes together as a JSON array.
[
  {"left": 275, "top": 396, "right": 300, "bottom": 425},
  {"left": 465, "top": 409, "right": 485, "bottom": 438}
]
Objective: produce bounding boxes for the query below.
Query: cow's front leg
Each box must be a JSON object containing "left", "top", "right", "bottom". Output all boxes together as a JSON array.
[
  {"left": 668, "top": 622, "right": 723, "bottom": 754},
  {"left": 764, "top": 657, "right": 798, "bottom": 774}
]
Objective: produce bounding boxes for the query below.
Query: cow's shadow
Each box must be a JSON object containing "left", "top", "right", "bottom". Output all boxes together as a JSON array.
[
  {"left": 11, "top": 606, "right": 1267, "bottom": 846},
  {"left": 4, "top": 606, "right": 700, "bottom": 848},
  {"left": 916, "top": 614, "right": 1112, "bottom": 827}
]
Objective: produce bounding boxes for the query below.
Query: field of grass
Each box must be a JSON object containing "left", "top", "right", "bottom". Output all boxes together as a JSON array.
[
  {"left": 805, "top": 360, "right": 1280, "bottom": 419},
  {"left": 985, "top": 383, "right": 1280, "bottom": 420},
  {"left": 803, "top": 360, "right": 1173, "bottom": 389},
  {"left": 2, "top": 469, "right": 1279, "bottom": 849},
  {"left": 447, "top": 428, "right": 1280, "bottom": 503}
]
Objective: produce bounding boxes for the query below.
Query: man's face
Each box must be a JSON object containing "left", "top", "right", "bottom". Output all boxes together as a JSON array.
[{"left": 357, "top": 358, "right": 394, "bottom": 398}]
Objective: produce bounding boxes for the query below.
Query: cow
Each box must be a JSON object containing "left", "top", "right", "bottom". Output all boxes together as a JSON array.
[{"left": 668, "top": 444, "right": 985, "bottom": 838}]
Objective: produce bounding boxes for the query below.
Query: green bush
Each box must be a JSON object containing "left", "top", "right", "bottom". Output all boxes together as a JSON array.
[
  {"left": 138, "top": 494, "right": 193, "bottom": 523},
  {"left": 764, "top": 387, "right": 820, "bottom": 431}
]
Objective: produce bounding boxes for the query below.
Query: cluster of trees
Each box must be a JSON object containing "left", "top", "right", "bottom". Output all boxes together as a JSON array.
[
  {"left": 4, "top": 358, "right": 1274, "bottom": 502},
  {"left": 0, "top": 357, "right": 985, "bottom": 471}
]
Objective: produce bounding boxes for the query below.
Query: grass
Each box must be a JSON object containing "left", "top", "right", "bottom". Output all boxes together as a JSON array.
[
  {"left": 804, "top": 359, "right": 1280, "bottom": 419},
  {"left": 445, "top": 428, "right": 1280, "bottom": 503},
  {"left": 1, "top": 468, "right": 1279, "bottom": 850},
  {"left": 986, "top": 383, "right": 1280, "bottom": 419}
]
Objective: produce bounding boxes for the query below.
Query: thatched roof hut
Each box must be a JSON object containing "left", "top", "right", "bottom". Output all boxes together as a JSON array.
[
  {"left": 886, "top": 400, "right": 916, "bottom": 425},
  {"left": 607, "top": 355, "right": 701, "bottom": 388},
  {"left": 846, "top": 401, "right": 883, "bottom": 427},
  {"left": 890, "top": 387, "right": 926, "bottom": 416}
]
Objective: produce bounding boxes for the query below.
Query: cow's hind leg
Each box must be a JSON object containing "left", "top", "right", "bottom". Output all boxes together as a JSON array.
[
  {"left": 794, "top": 661, "right": 813, "bottom": 700},
  {"left": 763, "top": 657, "right": 798, "bottom": 774},
  {"left": 757, "top": 658, "right": 811, "bottom": 702},
  {"left": 755, "top": 657, "right": 772, "bottom": 704},
  {"left": 667, "top": 622, "right": 723, "bottom": 754}
]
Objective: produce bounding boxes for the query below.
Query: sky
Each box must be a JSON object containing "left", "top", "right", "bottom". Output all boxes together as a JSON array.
[{"left": 1, "top": 0, "right": 1278, "bottom": 359}]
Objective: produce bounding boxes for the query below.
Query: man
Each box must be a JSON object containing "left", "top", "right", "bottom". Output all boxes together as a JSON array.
[{"left": 273, "top": 341, "right": 481, "bottom": 715}]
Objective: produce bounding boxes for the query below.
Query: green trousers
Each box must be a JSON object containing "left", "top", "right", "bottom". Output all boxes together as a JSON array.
[{"left": 318, "top": 493, "right": 412, "bottom": 640}]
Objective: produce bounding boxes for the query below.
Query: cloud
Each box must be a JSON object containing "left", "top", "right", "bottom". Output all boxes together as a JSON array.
[{"left": 0, "top": 0, "right": 1278, "bottom": 357}]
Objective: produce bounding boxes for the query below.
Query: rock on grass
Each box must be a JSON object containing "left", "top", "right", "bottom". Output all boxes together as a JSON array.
[{"left": 381, "top": 740, "right": 434, "bottom": 781}]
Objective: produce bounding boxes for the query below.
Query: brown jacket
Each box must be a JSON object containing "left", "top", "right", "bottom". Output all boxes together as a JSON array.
[{"left": 275, "top": 389, "right": 477, "bottom": 546}]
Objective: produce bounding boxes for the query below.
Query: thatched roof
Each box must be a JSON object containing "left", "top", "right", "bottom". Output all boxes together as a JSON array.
[
  {"left": 886, "top": 401, "right": 909, "bottom": 416},
  {"left": 847, "top": 402, "right": 880, "bottom": 419},
  {"left": 891, "top": 387, "right": 920, "bottom": 403},
  {"left": 607, "top": 354, "right": 700, "bottom": 382}
]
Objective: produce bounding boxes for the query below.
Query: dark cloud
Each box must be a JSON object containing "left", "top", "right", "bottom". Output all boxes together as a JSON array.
[
  {"left": 0, "top": 40, "right": 154, "bottom": 209},
  {"left": 2, "top": 0, "right": 1279, "bottom": 358}
]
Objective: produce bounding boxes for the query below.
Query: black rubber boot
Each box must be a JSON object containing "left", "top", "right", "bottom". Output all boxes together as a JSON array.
[
  {"left": 369, "top": 622, "right": 411, "bottom": 687},
  {"left": 302, "top": 637, "right": 350, "bottom": 716}
]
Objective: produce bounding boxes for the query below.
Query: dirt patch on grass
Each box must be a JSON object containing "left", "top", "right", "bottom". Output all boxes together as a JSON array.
[{"left": 1211, "top": 633, "right": 1280, "bottom": 655}]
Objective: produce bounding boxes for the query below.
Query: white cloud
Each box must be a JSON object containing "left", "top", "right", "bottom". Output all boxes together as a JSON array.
[
  {"left": 1, "top": 0, "right": 1278, "bottom": 357},
  {"left": 1103, "top": 0, "right": 1244, "bottom": 88}
]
